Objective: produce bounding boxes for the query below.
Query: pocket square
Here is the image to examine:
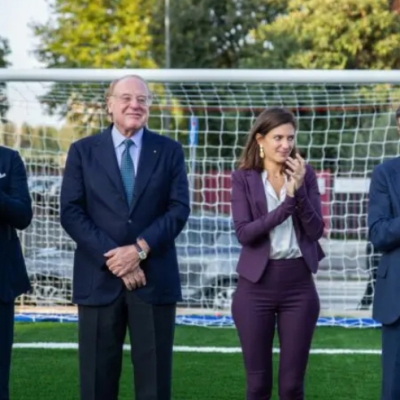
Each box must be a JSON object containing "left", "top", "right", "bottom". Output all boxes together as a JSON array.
[{"left": 0, "top": 173, "right": 6, "bottom": 179}]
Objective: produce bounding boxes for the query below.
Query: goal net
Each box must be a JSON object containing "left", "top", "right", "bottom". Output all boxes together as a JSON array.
[{"left": 1, "top": 69, "right": 399, "bottom": 328}]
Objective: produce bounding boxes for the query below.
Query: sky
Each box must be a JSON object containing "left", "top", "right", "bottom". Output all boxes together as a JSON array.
[{"left": 0, "top": 0, "right": 60, "bottom": 126}]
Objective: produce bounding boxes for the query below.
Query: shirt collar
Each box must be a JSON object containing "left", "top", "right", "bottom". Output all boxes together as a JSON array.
[
  {"left": 111, "top": 125, "right": 144, "bottom": 149},
  {"left": 262, "top": 170, "right": 267, "bottom": 180},
  {"left": 261, "top": 170, "right": 288, "bottom": 183}
]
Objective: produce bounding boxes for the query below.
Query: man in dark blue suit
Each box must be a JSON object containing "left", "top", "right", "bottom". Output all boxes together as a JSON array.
[
  {"left": 60, "top": 74, "right": 190, "bottom": 400},
  {"left": 0, "top": 147, "right": 32, "bottom": 400},
  {"left": 368, "top": 106, "right": 400, "bottom": 400}
]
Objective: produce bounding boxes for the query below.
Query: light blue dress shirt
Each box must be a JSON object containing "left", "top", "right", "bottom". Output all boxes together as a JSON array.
[{"left": 111, "top": 125, "right": 143, "bottom": 175}]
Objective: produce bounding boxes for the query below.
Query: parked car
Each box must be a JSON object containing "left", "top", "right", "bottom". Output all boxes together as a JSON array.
[
  {"left": 24, "top": 213, "right": 236, "bottom": 307},
  {"left": 28, "top": 175, "right": 62, "bottom": 215},
  {"left": 176, "top": 214, "right": 239, "bottom": 308},
  {"left": 23, "top": 212, "right": 374, "bottom": 311},
  {"left": 24, "top": 246, "right": 74, "bottom": 305}
]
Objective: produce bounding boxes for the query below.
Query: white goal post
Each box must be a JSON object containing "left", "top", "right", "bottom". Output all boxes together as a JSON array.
[{"left": 2, "top": 68, "right": 400, "bottom": 328}]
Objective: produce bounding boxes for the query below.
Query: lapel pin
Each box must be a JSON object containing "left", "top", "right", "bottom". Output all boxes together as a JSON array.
[{"left": 154, "top": 150, "right": 157, "bottom": 153}]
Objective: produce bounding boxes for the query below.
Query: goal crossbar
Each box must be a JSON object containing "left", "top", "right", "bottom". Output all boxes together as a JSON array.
[{"left": 1, "top": 68, "right": 400, "bottom": 84}]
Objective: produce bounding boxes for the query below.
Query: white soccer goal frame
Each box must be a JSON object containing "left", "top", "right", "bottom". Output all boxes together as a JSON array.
[
  {"left": 2, "top": 68, "right": 400, "bottom": 328},
  {"left": 2, "top": 68, "right": 400, "bottom": 83}
]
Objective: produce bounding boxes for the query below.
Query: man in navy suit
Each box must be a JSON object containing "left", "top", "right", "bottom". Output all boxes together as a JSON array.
[
  {"left": 0, "top": 147, "right": 32, "bottom": 400},
  {"left": 368, "top": 106, "right": 400, "bottom": 400},
  {"left": 60, "top": 74, "right": 190, "bottom": 400}
]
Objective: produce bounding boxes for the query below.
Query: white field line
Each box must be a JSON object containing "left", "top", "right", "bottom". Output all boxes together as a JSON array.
[{"left": 12, "top": 343, "right": 381, "bottom": 355}]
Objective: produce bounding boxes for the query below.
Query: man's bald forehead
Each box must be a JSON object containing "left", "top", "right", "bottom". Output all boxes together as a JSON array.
[{"left": 111, "top": 75, "right": 150, "bottom": 95}]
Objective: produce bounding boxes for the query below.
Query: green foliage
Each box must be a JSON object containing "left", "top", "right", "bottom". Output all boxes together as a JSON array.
[
  {"left": 31, "top": 0, "right": 158, "bottom": 136},
  {"left": 32, "top": 0, "right": 157, "bottom": 69},
  {"left": 246, "top": 0, "right": 400, "bottom": 172},
  {"left": 29, "top": 0, "right": 400, "bottom": 170},
  {"left": 0, "top": 120, "right": 16, "bottom": 146},
  {"left": 252, "top": 0, "right": 400, "bottom": 69},
  {"left": 30, "top": 0, "right": 288, "bottom": 148},
  {"left": 296, "top": 105, "right": 399, "bottom": 174},
  {"left": 151, "top": 0, "right": 287, "bottom": 69},
  {"left": 21, "top": 124, "right": 61, "bottom": 153},
  {"left": 0, "top": 37, "right": 10, "bottom": 123},
  {"left": 150, "top": 0, "right": 288, "bottom": 157}
]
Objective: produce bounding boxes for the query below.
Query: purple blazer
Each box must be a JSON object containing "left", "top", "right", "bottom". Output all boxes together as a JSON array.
[{"left": 231, "top": 164, "right": 325, "bottom": 283}]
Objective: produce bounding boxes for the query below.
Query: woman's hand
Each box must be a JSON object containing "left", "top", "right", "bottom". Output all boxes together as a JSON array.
[
  {"left": 286, "top": 176, "right": 296, "bottom": 197},
  {"left": 286, "top": 154, "right": 306, "bottom": 190}
]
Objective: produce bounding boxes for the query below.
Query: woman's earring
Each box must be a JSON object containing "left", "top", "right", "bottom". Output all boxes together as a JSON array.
[{"left": 259, "top": 145, "right": 265, "bottom": 159}]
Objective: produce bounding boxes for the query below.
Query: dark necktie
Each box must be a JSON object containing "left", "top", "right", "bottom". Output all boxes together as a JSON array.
[{"left": 120, "top": 139, "right": 135, "bottom": 204}]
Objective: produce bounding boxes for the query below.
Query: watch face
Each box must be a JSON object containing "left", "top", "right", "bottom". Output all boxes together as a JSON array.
[{"left": 139, "top": 251, "right": 147, "bottom": 259}]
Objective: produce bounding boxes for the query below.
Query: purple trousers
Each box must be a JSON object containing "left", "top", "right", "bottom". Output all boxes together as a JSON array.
[{"left": 232, "top": 257, "right": 320, "bottom": 400}]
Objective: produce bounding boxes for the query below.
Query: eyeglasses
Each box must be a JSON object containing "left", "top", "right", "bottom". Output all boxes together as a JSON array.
[{"left": 112, "top": 94, "right": 153, "bottom": 106}]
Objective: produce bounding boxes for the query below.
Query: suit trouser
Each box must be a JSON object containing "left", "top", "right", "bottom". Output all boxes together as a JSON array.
[
  {"left": 0, "top": 301, "right": 14, "bottom": 400},
  {"left": 232, "top": 258, "right": 320, "bottom": 400},
  {"left": 78, "top": 289, "right": 176, "bottom": 400},
  {"left": 381, "top": 317, "right": 400, "bottom": 400}
]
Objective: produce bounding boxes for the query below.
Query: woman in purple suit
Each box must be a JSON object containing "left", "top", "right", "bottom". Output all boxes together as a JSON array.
[{"left": 231, "top": 107, "right": 325, "bottom": 400}]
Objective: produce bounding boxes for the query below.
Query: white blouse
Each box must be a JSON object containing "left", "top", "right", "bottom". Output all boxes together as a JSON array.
[{"left": 261, "top": 171, "right": 302, "bottom": 259}]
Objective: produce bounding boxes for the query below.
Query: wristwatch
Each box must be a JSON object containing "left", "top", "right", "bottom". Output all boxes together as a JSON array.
[{"left": 134, "top": 243, "right": 147, "bottom": 260}]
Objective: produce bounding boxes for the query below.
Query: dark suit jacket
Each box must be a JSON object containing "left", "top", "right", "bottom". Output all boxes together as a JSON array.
[
  {"left": 0, "top": 147, "right": 32, "bottom": 303},
  {"left": 368, "top": 157, "right": 400, "bottom": 325},
  {"left": 231, "top": 164, "right": 325, "bottom": 283},
  {"left": 60, "top": 125, "right": 190, "bottom": 306}
]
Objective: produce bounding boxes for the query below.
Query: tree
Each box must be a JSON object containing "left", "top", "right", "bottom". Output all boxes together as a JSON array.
[
  {"left": 151, "top": 0, "right": 287, "bottom": 69},
  {"left": 32, "top": 0, "right": 157, "bottom": 69},
  {"left": 0, "top": 120, "right": 16, "bottom": 147},
  {"left": 150, "top": 0, "right": 289, "bottom": 158},
  {"left": 31, "top": 0, "right": 158, "bottom": 135},
  {"left": 252, "top": 0, "right": 400, "bottom": 70},
  {"left": 31, "top": 0, "right": 289, "bottom": 155},
  {"left": 247, "top": 0, "right": 400, "bottom": 172},
  {"left": 0, "top": 37, "right": 10, "bottom": 124}
]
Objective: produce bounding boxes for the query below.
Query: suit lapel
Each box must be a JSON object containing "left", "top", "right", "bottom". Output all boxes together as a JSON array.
[
  {"left": 93, "top": 126, "right": 126, "bottom": 197},
  {"left": 246, "top": 170, "right": 268, "bottom": 217},
  {"left": 245, "top": 168, "right": 304, "bottom": 240},
  {"left": 130, "top": 128, "right": 161, "bottom": 213}
]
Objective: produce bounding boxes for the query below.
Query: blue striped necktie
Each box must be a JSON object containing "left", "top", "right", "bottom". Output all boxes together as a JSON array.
[{"left": 120, "top": 139, "right": 135, "bottom": 204}]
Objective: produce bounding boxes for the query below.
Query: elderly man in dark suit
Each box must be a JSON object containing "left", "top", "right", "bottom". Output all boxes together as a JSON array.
[
  {"left": 60, "top": 74, "right": 190, "bottom": 400},
  {"left": 0, "top": 147, "right": 32, "bottom": 400}
]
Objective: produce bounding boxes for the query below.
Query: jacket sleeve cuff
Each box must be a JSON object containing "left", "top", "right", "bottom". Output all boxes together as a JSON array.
[
  {"left": 295, "top": 183, "right": 307, "bottom": 201},
  {"left": 284, "top": 193, "right": 296, "bottom": 210}
]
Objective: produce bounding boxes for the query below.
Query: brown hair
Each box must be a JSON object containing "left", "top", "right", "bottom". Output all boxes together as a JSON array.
[{"left": 238, "top": 107, "right": 298, "bottom": 170}]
